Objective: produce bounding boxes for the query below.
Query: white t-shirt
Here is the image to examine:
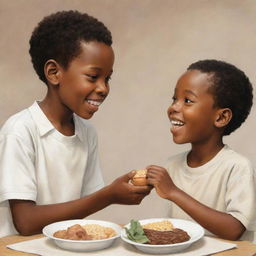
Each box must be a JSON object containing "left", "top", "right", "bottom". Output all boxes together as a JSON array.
[
  {"left": 166, "top": 145, "right": 256, "bottom": 242},
  {"left": 0, "top": 102, "right": 104, "bottom": 237}
]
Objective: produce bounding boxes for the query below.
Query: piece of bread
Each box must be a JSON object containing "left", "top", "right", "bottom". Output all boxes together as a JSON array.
[{"left": 131, "top": 169, "right": 147, "bottom": 186}]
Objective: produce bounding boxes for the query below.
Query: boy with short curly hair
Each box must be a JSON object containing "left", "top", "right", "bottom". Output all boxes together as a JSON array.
[
  {"left": 0, "top": 10, "right": 151, "bottom": 237},
  {"left": 147, "top": 60, "right": 256, "bottom": 241}
]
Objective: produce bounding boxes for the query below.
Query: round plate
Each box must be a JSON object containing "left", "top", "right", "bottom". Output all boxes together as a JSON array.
[
  {"left": 43, "top": 219, "right": 121, "bottom": 252},
  {"left": 121, "top": 218, "right": 204, "bottom": 254}
]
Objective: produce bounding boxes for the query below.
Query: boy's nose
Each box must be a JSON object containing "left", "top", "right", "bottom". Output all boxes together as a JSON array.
[
  {"left": 168, "top": 101, "right": 181, "bottom": 113},
  {"left": 95, "top": 80, "right": 109, "bottom": 96},
  {"left": 167, "top": 101, "right": 182, "bottom": 118}
]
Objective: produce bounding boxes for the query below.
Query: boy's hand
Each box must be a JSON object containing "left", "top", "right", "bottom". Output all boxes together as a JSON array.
[
  {"left": 108, "top": 171, "right": 152, "bottom": 205},
  {"left": 146, "top": 165, "right": 178, "bottom": 199}
]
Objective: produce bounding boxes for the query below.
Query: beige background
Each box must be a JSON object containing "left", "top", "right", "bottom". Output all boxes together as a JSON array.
[{"left": 0, "top": 0, "right": 255, "bottom": 224}]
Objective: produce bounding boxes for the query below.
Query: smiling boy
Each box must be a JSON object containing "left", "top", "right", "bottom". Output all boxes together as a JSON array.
[
  {"left": 147, "top": 60, "right": 256, "bottom": 241},
  {"left": 0, "top": 10, "right": 151, "bottom": 237}
]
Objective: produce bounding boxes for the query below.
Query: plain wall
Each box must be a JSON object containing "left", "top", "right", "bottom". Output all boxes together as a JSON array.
[{"left": 0, "top": 0, "right": 255, "bottom": 224}]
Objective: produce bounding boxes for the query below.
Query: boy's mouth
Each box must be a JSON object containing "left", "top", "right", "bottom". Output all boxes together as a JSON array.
[
  {"left": 171, "top": 119, "right": 184, "bottom": 127},
  {"left": 84, "top": 99, "right": 104, "bottom": 114},
  {"left": 170, "top": 119, "right": 185, "bottom": 134},
  {"left": 86, "top": 99, "right": 103, "bottom": 107}
]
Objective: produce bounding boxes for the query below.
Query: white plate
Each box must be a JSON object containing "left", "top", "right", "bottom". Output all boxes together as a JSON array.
[
  {"left": 121, "top": 218, "right": 204, "bottom": 254},
  {"left": 43, "top": 219, "right": 122, "bottom": 252}
]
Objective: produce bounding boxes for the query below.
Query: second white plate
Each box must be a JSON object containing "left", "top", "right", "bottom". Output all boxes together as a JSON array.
[{"left": 121, "top": 218, "right": 204, "bottom": 254}]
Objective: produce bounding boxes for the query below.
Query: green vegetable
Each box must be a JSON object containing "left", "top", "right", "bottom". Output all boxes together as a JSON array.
[{"left": 125, "top": 219, "right": 149, "bottom": 244}]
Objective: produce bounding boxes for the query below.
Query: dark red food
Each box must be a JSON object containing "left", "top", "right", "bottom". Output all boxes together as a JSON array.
[{"left": 143, "top": 228, "right": 190, "bottom": 245}]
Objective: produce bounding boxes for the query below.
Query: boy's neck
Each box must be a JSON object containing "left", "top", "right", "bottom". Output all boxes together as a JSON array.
[
  {"left": 38, "top": 95, "right": 75, "bottom": 136},
  {"left": 187, "top": 141, "right": 224, "bottom": 168}
]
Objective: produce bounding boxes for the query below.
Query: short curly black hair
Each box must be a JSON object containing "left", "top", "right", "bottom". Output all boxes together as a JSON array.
[
  {"left": 29, "top": 10, "right": 112, "bottom": 84},
  {"left": 187, "top": 59, "right": 253, "bottom": 136}
]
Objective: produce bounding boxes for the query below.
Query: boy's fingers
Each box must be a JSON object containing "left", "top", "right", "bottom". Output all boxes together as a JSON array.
[
  {"left": 132, "top": 185, "right": 152, "bottom": 194},
  {"left": 146, "top": 177, "right": 154, "bottom": 184},
  {"left": 146, "top": 165, "right": 165, "bottom": 171},
  {"left": 119, "top": 170, "right": 136, "bottom": 182}
]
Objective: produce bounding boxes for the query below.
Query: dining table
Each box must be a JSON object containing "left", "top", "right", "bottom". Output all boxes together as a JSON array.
[{"left": 0, "top": 234, "right": 255, "bottom": 256}]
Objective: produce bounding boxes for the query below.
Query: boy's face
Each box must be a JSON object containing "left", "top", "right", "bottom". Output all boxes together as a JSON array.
[
  {"left": 167, "top": 70, "right": 220, "bottom": 145},
  {"left": 56, "top": 41, "right": 114, "bottom": 119}
]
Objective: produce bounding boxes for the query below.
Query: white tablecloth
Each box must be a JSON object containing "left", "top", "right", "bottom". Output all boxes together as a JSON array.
[{"left": 7, "top": 236, "right": 236, "bottom": 256}]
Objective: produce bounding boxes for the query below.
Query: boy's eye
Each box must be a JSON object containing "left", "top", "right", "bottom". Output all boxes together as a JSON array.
[
  {"left": 172, "top": 96, "right": 177, "bottom": 103},
  {"left": 184, "top": 98, "right": 193, "bottom": 103},
  {"left": 86, "top": 74, "right": 98, "bottom": 80}
]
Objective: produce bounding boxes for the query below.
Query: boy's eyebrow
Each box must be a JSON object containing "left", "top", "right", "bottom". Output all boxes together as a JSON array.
[
  {"left": 88, "top": 67, "right": 101, "bottom": 70},
  {"left": 88, "top": 67, "right": 113, "bottom": 74},
  {"left": 184, "top": 89, "right": 198, "bottom": 97}
]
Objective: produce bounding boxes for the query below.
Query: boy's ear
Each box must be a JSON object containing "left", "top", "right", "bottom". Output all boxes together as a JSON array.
[
  {"left": 215, "top": 108, "right": 232, "bottom": 128},
  {"left": 44, "top": 59, "right": 61, "bottom": 85}
]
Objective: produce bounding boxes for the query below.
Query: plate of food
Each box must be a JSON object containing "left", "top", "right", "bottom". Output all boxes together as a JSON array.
[
  {"left": 121, "top": 218, "right": 204, "bottom": 254},
  {"left": 43, "top": 219, "right": 122, "bottom": 252}
]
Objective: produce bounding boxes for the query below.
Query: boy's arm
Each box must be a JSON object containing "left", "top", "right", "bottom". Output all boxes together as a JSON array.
[
  {"left": 146, "top": 165, "right": 245, "bottom": 240},
  {"left": 167, "top": 187, "right": 245, "bottom": 240},
  {"left": 9, "top": 171, "right": 151, "bottom": 236}
]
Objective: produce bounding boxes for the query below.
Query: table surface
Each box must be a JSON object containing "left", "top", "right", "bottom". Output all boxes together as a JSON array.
[{"left": 0, "top": 234, "right": 255, "bottom": 256}]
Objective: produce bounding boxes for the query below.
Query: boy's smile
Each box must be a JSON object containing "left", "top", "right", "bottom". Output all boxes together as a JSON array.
[
  {"left": 170, "top": 119, "right": 185, "bottom": 130},
  {"left": 168, "top": 70, "right": 220, "bottom": 145},
  {"left": 85, "top": 98, "right": 104, "bottom": 113}
]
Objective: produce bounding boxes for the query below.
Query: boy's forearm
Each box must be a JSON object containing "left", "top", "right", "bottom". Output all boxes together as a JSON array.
[
  {"left": 9, "top": 186, "right": 114, "bottom": 236},
  {"left": 168, "top": 188, "right": 245, "bottom": 240}
]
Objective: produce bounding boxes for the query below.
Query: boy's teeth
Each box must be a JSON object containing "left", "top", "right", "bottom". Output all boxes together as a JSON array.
[
  {"left": 86, "top": 100, "right": 101, "bottom": 106},
  {"left": 171, "top": 120, "right": 184, "bottom": 126}
]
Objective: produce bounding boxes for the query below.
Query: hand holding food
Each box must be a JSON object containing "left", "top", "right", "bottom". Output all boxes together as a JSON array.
[
  {"left": 108, "top": 171, "right": 151, "bottom": 205},
  {"left": 146, "top": 165, "right": 178, "bottom": 199},
  {"left": 131, "top": 169, "right": 148, "bottom": 186}
]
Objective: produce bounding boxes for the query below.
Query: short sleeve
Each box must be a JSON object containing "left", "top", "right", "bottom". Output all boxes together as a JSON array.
[
  {"left": 81, "top": 125, "right": 104, "bottom": 197},
  {"left": 226, "top": 162, "right": 256, "bottom": 231},
  {"left": 0, "top": 134, "right": 37, "bottom": 203}
]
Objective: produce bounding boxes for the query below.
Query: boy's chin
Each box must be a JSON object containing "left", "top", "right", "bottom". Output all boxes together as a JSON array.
[
  {"left": 75, "top": 111, "right": 95, "bottom": 120},
  {"left": 172, "top": 137, "right": 187, "bottom": 144}
]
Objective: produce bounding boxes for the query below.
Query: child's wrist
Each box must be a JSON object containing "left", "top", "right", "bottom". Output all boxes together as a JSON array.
[
  {"left": 167, "top": 187, "right": 182, "bottom": 201},
  {"left": 99, "top": 185, "right": 115, "bottom": 205}
]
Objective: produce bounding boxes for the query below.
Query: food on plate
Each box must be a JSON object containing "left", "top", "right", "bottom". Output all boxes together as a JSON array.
[
  {"left": 53, "top": 224, "right": 116, "bottom": 240},
  {"left": 131, "top": 169, "right": 147, "bottom": 186},
  {"left": 125, "top": 220, "right": 190, "bottom": 245},
  {"left": 82, "top": 224, "right": 116, "bottom": 240},
  {"left": 53, "top": 224, "right": 91, "bottom": 240},
  {"left": 125, "top": 219, "right": 149, "bottom": 243},
  {"left": 143, "top": 228, "right": 190, "bottom": 245},
  {"left": 142, "top": 220, "right": 173, "bottom": 231}
]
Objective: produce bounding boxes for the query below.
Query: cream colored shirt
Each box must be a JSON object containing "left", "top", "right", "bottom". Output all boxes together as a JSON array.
[
  {"left": 0, "top": 102, "right": 104, "bottom": 237},
  {"left": 166, "top": 145, "right": 256, "bottom": 242}
]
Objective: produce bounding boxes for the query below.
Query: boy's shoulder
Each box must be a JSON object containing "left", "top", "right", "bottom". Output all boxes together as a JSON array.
[
  {"left": 0, "top": 106, "right": 35, "bottom": 138},
  {"left": 220, "top": 145, "right": 253, "bottom": 169}
]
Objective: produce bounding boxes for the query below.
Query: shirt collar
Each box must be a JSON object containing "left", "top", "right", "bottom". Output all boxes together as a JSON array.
[
  {"left": 28, "top": 101, "right": 84, "bottom": 142},
  {"left": 29, "top": 101, "right": 54, "bottom": 136}
]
